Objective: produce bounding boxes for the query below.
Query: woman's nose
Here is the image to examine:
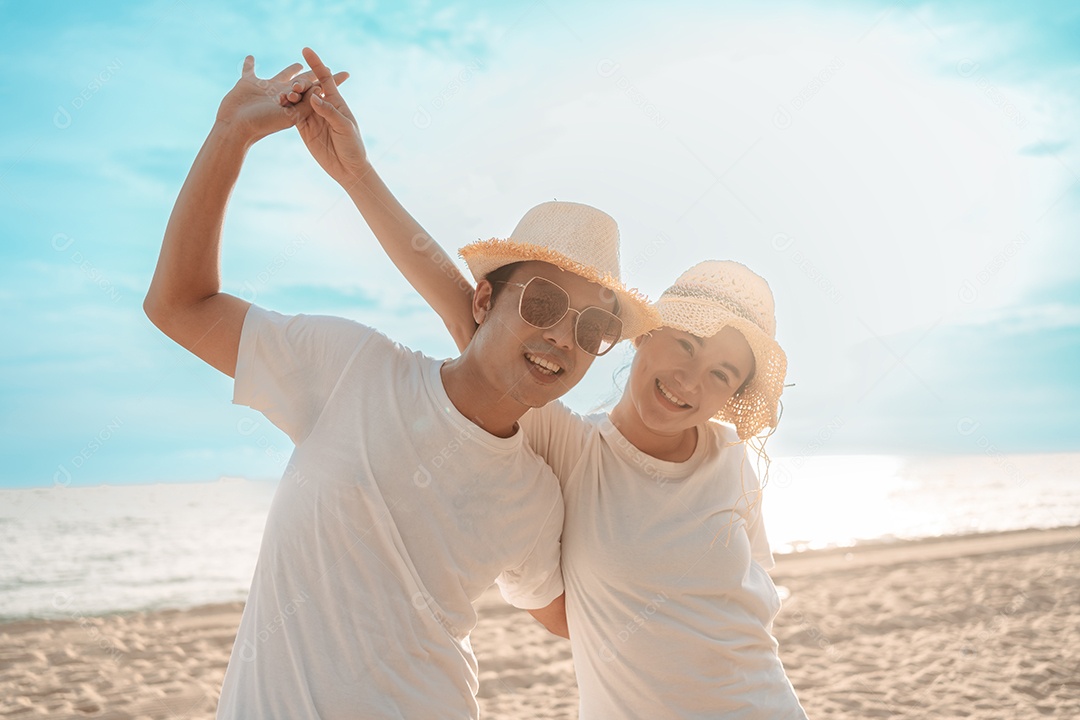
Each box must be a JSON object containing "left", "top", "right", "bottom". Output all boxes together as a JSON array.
[{"left": 670, "top": 366, "right": 697, "bottom": 393}]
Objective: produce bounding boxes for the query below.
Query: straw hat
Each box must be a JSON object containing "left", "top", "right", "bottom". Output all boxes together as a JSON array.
[
  {"left": 655, "top": 260, "right": 788, "bottom": 439},
  {"left": 459, "top": 201, "right": 661, "bottom": 340}
]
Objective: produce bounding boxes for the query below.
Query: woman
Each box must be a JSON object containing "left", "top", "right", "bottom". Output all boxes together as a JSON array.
[
  {"left": 290, "top": 48, "right": 807, "bottom": 718},
  {"left": 507, "top": 259, "right": 805, "bottom": 718}
]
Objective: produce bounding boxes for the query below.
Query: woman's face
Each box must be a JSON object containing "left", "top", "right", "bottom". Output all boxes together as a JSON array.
[{"left": 623, "top": 326, "right": 756, "bottom": 435}]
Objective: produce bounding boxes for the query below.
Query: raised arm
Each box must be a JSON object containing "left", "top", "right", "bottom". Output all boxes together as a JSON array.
[
  {"left": 143, "top": 55, "right": 348, "bottom": 377},
  {"left": 293, "top": 47, "right": 477, "bottom": 352}
]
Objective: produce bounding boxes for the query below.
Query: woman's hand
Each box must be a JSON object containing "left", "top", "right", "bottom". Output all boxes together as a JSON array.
[
  {"left": 290, "top": 47, "right": 370, "bottom": 187},
  {"left": 215, "top": 54, "right": 349, "bottom": 145}
]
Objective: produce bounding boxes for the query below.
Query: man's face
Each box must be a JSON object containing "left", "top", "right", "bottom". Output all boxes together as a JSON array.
[{"left": 470, "top": 261, "right": 618, "bottom": 409}]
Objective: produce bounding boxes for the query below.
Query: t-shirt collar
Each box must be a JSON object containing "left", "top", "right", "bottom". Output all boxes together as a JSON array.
[
  {"left": 598, "top": 416, "right": 713, "bottom": 483},
  {"left": 424, "top": 359, "right": 524, "bottom": 453}
]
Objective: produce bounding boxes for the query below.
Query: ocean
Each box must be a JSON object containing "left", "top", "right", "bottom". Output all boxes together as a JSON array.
[{"left": 2, "top": 452, "right": 1077, "bottom": 621}]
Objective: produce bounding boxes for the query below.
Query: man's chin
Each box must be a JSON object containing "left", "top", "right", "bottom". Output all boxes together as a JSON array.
[{"left": 516, "top": 386, "right": 568, "bottom": 410}]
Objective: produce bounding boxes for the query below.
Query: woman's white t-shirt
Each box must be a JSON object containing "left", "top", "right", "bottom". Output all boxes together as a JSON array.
[{"left": 521, "top": 401, "right": 806, "bottom": 720}]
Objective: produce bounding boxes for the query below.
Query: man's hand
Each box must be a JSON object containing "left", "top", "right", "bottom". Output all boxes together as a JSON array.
[
  {"left": 216, "top": 54, "right": 349, "bottom": 145},
  {"left": 288, "top": 47, "right": 370, "bottom": 187}
]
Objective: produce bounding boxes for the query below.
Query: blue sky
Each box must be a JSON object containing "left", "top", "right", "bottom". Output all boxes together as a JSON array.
[{"left": 3, "top": 0, "right": 1078, "bottom": 487}]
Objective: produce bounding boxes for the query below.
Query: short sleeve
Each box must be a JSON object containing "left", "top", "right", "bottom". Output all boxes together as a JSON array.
[
  {"left": 233, "top": 305, "right": 375, "bottom": 445},
  {"left": 746, "top": 495, "right": 776, "bottom": 571},
  {"left": 519, "top": 401, "right": 591, "bottom": 491},
  {"left": 495, "top": 491, "right": 565, "bottom": 610},
  {"left": 741, "top": 457, "right": 775, "bottom": 571}
]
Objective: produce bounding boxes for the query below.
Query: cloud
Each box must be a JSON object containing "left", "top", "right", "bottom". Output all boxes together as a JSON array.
[
  {"left": 799, "top": 306, "right": 1080, "bottom": 454},
  {"left": 949, "top": 301, "right": 1080, "bottom": 333},
  {"left": 1019, "top": 139, "right": 1070, "bottom": 156},
  {"left": 6, "top": 0, "right": 1080, "bottom": 486}
]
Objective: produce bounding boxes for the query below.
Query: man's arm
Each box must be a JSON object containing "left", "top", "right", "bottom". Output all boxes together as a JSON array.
[
  {"left": 144, "top": 55, "right": 348, "bottom": 377},
  {"left": 527, "top": 593, "right": 569, "bottom": 639},
  {"left": 143, "top": 121, "right": 252, "bottom": 378},
  {"left": 294, "top": 48, "right": 477, "bottom": 352}
]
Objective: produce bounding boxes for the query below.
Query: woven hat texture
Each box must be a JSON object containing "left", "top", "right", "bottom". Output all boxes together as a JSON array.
[
  {"left": 656, "top": 260, "right": 788, "bottom": 439},
  {"left": 459, "top": 201, "right": 661, "bottom": 340}
]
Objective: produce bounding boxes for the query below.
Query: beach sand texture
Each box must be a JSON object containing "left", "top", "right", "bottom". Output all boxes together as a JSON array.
[{"left": 2, "top": 527, "right": 1077, "bottom": 719}]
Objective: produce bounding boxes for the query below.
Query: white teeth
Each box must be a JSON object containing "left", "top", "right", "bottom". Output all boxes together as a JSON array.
[
  {"left": 656, "top": 380, "right": 690, "bottom": 408},
  {"left": 526, "top": 353, "right": 562, "bottom": 375}
]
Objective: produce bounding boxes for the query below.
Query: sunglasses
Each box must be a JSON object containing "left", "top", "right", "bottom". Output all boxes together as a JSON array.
[{"left": 493, "top": 276, "right": 623, "bottom": 357}]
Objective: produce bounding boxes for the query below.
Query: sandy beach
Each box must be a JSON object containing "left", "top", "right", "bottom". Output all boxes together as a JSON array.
[{"left": 2, "top": 526, "right": 1076, "bottom": 719}]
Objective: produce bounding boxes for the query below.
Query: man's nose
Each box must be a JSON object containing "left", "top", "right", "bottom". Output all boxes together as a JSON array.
[{"left": 542, "top": 311, "right": 577, "bottom": 352}]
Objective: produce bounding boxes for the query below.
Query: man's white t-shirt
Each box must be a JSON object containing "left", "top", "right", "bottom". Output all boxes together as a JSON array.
[
  {"left": 217, "top": 306, "right": 564, "bottom": 719},
  {"left": 521, "top": 401, "right": 807, "bottom": 720}
]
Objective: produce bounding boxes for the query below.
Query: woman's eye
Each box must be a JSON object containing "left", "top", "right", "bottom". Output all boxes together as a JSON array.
[
  {"left": 713, "top": 371, "right": 729, "bottom": 384},
  {"left": 678, "top": 339, "right": 692, "bottom": 353}
]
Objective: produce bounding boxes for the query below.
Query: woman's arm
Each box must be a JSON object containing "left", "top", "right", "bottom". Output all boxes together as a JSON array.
[
  {"left": 527, "top": 593, "right": 569, "bottom": 639},
  {"left": 294, "top": 48, "right": 477, "bottom": 352}
]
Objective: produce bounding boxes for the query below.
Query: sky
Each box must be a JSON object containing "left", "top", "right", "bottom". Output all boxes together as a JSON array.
[{"left": 2, "top": 0, "right": 1078, "bottom": 488}]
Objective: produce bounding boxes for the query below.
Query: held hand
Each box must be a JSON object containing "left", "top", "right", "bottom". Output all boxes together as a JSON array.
[
  {"left": 216, "top": 55, "right": 349, "bottom": 144},
  {"left": 291, "top": 47, "right": 370, "bottom": 187}
]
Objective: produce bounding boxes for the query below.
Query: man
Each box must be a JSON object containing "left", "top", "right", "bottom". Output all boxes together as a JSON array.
[{"left": 143, "top": 51, "right": 657, "bottom": 718}]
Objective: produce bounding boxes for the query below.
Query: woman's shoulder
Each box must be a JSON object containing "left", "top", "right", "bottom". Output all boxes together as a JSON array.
[
  {"left": 520, "top": 401, "right": 608, "bottom": 449},
  {"left": 699, "top": 422, "right": 762, "bottom": 475},
  {"left": 530, "top": 400, "right": 607, "bottom": 430},
  {"left": 701, "top": 420, "right": 743, "bottom": 449}
]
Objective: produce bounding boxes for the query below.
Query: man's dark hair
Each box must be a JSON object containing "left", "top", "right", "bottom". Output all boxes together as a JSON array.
[{"left": 484, "top": 262, "right": 526, "bottom": 305}]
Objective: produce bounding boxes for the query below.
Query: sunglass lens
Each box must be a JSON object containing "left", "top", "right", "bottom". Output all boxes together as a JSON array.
[
  {"left": 576, "top": 308, "right": 622, "bottom": 356},
  {"left": 519, "top": 278, "right": 570, "bottom": 328},
  {"left": 517, "top": 277, "right": 622, "bottom": 356}
]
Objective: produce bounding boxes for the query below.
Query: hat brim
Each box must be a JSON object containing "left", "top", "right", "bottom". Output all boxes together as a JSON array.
[
  {"left": 657, "top": 297, "right": 788, "bottom": 439},
  {"left": 460, "top": 238, "right": 662, "bottom": 341}
]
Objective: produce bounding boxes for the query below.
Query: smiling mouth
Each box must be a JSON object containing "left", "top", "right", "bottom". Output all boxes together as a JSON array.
[
  {"left": 656, "top": 379, "right": 691, "bottom": 409},
  {"left": 526, "top": 352, "right": 564, "bottom": 376}
]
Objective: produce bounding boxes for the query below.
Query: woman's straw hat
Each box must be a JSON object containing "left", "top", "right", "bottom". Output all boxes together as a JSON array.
[
  {"left": 655, "top": 260, "right": 788, "bottom": 439},
  {"left": 459, "top": 201, "right": 661, "bottom": 340}
]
